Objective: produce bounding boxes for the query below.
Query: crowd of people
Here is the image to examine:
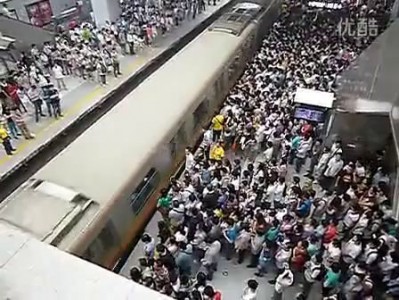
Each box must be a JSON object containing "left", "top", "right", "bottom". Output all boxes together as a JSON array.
[
  {"left": 126, "top": 1, "right": 398, "bottom": 300},
  {"left": 0, "top": 0, "right": 220, "bottom": 156}
]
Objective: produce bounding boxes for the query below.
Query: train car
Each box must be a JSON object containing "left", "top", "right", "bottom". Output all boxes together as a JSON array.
[{"left": 0, "top": 0, "right": 282, "bottom": 269}]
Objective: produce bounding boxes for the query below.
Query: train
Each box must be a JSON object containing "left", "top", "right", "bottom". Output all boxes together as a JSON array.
[{"left": 0, "top": 0, "right": 282, "bottom": 269}]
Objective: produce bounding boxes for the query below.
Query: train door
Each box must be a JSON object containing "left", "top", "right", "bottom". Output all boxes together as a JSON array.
[
  {"left": 82, "top": 220, "right": 119, "bottom": 266},
  {"left": 169, "top": 123, "right": 187, "bottom": 168},
  {"left": 193, "top": 99, "right": 210, "bottom": 130}
]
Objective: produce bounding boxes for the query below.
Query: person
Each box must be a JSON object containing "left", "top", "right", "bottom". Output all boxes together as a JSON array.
[
  {"left": 273, "top": 263, "right": 294, "bottom": 300},
  {"left": 0, "top": 124, "right": 15, "bottom": 155},
  {"left": 53, "top": 63, "right": 67, "bottom": 90},
  {"left": 201, "top": 240, "right": 221, "bottom": 280},
  {"left": 320, "top": 153, "right": 344, "bottom": 191},
  {"left": 111, "top": 48, "right": 122, "bottom": 77},
  {"left": 211, "top": 113, "right": 224, "bottom": 141},
  {"left": 3, "top": 108, "right": 20, "bottom": 139},
  {"left": 299, "top": 253, "right": 323, "bottom": 299},
  {"left": 223, "top": 218, "right": 238, "bottom": 260},
  {"left": 169, "top": 200, "right": 185, "bottom": 228},
  {"left": 241, "top": 279, "right": 258, "bottom": 300},
  {"left": 97, "top": 59, "right": 107, "bottom": 85},
  {"left": 126, "top": 30, "right": 136, "bottom": 55},
  {"left": 254, "top": 242, "right": 272, "bottom": 277},
  {"left": 130, "top": 266, "right": 142, "bottom": 283},
  {"left": 3, "top": 80, "right": 27, "bottom": 113},
  {"left": 141, "top": 233, "right": 155, "bottom": 259},
  {"left": 314, "top": 146, "right": 331, "bottom": 180},
  {"left": 209, "top": 141, "right": 225, "bottom": 161},
  {"left": 157, "top": 188, "right": 171, "bottom": 219},
  {"left": 295, "top": 136, "right": 312, "bottom": 174},
  {"left": 185, "top": 147, "right": 195, "bottom": 172},
  {"left": 307, "top": 138, "right": 322, "bottom": 175},
  {"left": 11, "top": 109, "right": 34, "bottom": 139},
  {"left": 42, "top": 82, "right": 63, "bottom": 119},
  {"left": 27, "top": 84, "right": 45, "bottom": 122},
  {"left": 175, "top": 243, "right": 194, "bottom": 277},
  {"left": 322, "top": 263, "right": 341, "bottom": 297},
  {"left": 203, "top": 285, "right": 222, "bottom": 300}
]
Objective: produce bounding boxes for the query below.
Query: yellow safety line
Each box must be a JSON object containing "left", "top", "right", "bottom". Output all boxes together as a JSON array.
[{"left": 0, "top": 57, "right": 147, "bottom": 166}]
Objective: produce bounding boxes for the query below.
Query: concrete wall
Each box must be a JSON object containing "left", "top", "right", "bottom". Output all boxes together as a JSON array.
[
  {"left": 90, "top": 0, "right": 121, "bottom": 27},
  {"left": 0, "top": 15, "right": 54, "bottom": 50}
]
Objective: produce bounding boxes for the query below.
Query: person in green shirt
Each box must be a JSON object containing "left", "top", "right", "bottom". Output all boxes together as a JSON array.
[
  {"left": 265, "top": 220, "right": 279, "bottom": 244},
  {"left": 157, "top": 188, "right": 171, "bottom": 219},
  {"left": 322, "top": 263, "right": 341, "bottom": 297},
  {"left": 307, "top": 235, "right": 320, "bottom": 257}
]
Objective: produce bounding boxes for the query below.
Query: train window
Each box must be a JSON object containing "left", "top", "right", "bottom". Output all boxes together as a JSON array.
[
  {"left": 129, "top": 168, "right": 160, "bottom": 214},
  {"left": 193, "top": 100, "right": 208, "bottom": 128}
]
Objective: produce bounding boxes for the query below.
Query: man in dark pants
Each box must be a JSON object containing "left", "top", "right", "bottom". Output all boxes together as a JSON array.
[
  {"left": 27, "top": 85, "right": 46, "bottom": 123},
  {"left": 111, "top": 49, "right": 122, "bottom": 77},
  {"left": 126, "top": 31, "right": 135, "bottom": 55}
]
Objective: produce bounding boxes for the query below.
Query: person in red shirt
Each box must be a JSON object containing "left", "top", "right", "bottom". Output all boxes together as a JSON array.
[
  {"left": 3, "top": 80, "right": 27, "bottom": 113},
  {"left": 301, "top": 120, "right": 313, "bottom": 138},
  {"left": 203, "top": 285, "right": 222, "bottom": 300},
  {"left": 323, "top": 219, "right": 338, "bottom": 244}
]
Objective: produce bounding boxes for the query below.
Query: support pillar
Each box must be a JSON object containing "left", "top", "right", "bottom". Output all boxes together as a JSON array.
[{"left": 90, "top": 0, "right": 121, "bottom": 27}]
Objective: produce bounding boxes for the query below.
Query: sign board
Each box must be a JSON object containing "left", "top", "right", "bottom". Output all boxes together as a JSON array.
[
  {"left": 294, "top": 88, "right": 335, "bottom": 108},
  {"left": 26, "top": 0, "right": 53, "bottom": 27},
  {"left": 308, "top": 1, "right": 343, "bottom": 9}
]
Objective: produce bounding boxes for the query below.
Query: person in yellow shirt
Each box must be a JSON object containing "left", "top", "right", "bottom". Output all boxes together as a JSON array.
[
  {"left": 211, "top": 114, "right": 224, "bottom": 141},
  {"left": 210, "top": 141, "right": 225, "bottom": 161},
  {"left": 0, "top": 125, "right": 15, "bottom": 155}
]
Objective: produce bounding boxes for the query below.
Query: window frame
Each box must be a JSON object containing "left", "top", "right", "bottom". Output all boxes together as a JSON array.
[{"left": 129, "top": 168, "right": 160, "bottom": 214}]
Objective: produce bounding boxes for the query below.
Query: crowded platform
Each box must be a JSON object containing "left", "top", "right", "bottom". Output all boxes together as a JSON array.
[
  {"left": 126, "top": 1, "right": 398, "bottom": 300},
  {"left": 0, "top": 0, "right": 217, "bottom": 155}
]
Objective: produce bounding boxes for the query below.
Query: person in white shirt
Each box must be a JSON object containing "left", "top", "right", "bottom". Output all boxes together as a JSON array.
[
  {"left": 325, "top": 240, "right": 341, "bottom": 266},
  {"left": 321, "top": 153, "right": 344, "bottom": 191},
  {"left": 241, "top": 279, "right": 258, "bottom": 300},
  {"left": 300, "top": 254, "right": 323, "bottom": 299},
  {"left": 185, "top": 147, "right": 195, "bottom": 172},
  {"left": 273, "top": 263, "right": 294, "bottom": 300},
  {"left": 263, "top": 141, "right": 274, "bottom": 163},
  {"left": 342, "top": 235, "right": 362, "bottom": 264},
  {"left": 314, "top": 146, "right": 331, "bottom": 179},
  {"left": 363, "top": 239, "right": 379, "bottom": 265},
  {"left": 52, "top": 63, "right": 67, "bottom": 90},
  {"left": 126, "top": 30, "right": 136, "bottom": 55},
  {"left": 295, "top": 136, "right": 312, "bottom": 173},
  {"left": 141, "top": 233, "right": 155, "bottom": 259},
  {"left": 342, "top": 206, "right": 361, "bottom": 230}
]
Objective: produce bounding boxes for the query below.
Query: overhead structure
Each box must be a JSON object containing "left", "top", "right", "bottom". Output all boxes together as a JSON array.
[
  {"left": 0, "top": 222, "right": 172, "bottom": 300},
  {"left": 330, "top": 19, "right": 399, "bottom": 216}
]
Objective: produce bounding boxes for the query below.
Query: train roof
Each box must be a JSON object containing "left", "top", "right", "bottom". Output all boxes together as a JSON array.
[
  {"left": 209, "top": 0, "right": 273, "bottom": 35},
  {"left": 0, "top": 222, "right": 172, "bottom": 300},
  {"left": 0, "top": 26, "right": 244, "bottom": 247}
]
